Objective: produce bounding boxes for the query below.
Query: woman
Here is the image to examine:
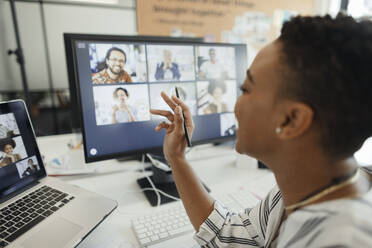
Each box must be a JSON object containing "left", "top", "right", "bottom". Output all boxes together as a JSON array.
[
  {"left": 203, "top": 79, "right": 229, "bottom": 114},
  {"left": 150, "top": 15, "right": 372, "bottom": 247},
  {"left": 112, "top": 87, "right": 137, "bottom": 124},
  {"left": 0, "top": 138, "right": 22, "bottom": 167}
]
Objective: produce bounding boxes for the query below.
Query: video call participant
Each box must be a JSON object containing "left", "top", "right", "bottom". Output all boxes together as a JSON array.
[
  {"left": 203, "top": 79, "right": 229, "bottom": 114},
  {"left": 92, "top": 47, "right": 132, "bottom": 84},
  {"left": 112, "top": 87, "right": 137, "bottom": 124},
  {"left": 155, "top": 49, "right": 181, "bottom": 81},
  {"left": 199, "top": 48, "right": 226, "bottom": 79},
  {"left": 0, "top": 138, "right": 22, "bottom": 167},
  {"left": 0, "top": 123, "right": 15, "bottom": 139},
  {"left": 22, "top": 158, "right": 37, "bottom": 177},
  {"left": 151, "top": 15, "right": 372, "bottom": 247}
]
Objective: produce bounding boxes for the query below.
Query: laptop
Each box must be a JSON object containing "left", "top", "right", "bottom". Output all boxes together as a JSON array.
[{"left": 0, "top": 100, "right": 117, "bottom": 248}]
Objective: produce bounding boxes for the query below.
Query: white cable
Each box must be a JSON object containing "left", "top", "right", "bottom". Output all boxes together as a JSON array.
[
  {"left": 132, "top": 187, "right": 180, "bottom": 201},
  {"left": 141, "top": 154, "right": 161, "bottom": 207},
  {"left": 119, "top": 187, "right": 180, "bottom": 202},
  {"left": 141, "top": 154, "right": 181, "bottom": 206}
]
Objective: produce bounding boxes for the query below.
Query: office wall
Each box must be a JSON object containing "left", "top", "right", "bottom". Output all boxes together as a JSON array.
[
  {"left": 0, "top": 1, "right": 48, "bottom": 91},
  {"left": 0, "top": 0, "right": 334, "bottom": 91},
  {"left": 0, "top": 0, "right": 136, "bottom": 91}
]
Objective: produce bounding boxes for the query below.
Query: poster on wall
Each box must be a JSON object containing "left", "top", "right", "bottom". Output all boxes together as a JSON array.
[{"left": 137, "top": 0, "right": 314, "bottom": 64}]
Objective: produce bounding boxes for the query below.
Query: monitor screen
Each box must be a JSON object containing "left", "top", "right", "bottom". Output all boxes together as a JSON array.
[{"left": 65, "top": 34, "right": 247, "bottom": 163}]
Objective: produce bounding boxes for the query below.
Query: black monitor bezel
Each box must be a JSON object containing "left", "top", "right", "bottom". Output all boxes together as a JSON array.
[{"left": 64, "top": 33, "right": 247, "bottom": 163}]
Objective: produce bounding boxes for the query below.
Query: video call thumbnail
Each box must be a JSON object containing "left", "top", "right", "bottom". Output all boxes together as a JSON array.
[
  {"left": 15, "top": 156, "right": 40, "bottom": 179},
  {"left": 93, "top": 84, "right": 151, "bottom": 125},
  {"left": 89, "top": 43, "right": 147, "bottom": 84},
  {"left": 196, "top": 80, "right": 237, "bottom": 115},
  {"left": 0, "top": 113, "right": 20, "bottom": 139},
  {"left": 149, "top": 83, "right": 197, "bottom": 118},
  {"left": 0, "top": 113, "right": 27, "bottom": 168},
  {"left": 196, "top": 46, "right": 236, "bottom": 80},
  {"left": 0, "top": 136, "right": 28, "bottom": 168},
  {"left": 147, "top": 45, "right": 195, "bottom": 82}
]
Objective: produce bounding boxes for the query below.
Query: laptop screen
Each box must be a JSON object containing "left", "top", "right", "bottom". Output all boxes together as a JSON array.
[{"left": 0, "top": 100, "right": 46, "bottom": 201}]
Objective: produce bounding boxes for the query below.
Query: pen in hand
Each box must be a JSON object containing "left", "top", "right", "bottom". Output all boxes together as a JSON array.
[{"left": 175, "top": 87, "right": 192, "bottom": 147}]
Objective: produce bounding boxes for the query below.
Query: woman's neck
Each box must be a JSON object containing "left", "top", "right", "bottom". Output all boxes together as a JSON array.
[{"left": 268, "top": 154, "right": 360, "bottom": 213}]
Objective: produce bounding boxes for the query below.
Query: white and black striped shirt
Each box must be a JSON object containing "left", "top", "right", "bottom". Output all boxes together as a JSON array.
[{"left": 195, "top": 182, "right": 372, "bottom": 247}]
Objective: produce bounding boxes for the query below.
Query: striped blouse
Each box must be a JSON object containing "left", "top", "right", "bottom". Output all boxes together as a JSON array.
[{"left": 194, "top": 179, "right": 372, "bottom": 247}]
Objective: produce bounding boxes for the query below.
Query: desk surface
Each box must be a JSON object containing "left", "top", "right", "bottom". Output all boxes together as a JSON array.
[{"left": 36, "top": 134, "right": 275, "bottom": 248}]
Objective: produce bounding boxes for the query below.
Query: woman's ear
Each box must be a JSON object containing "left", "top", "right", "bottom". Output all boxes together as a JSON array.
[{"left": 277, "top": 103, "right": 314, "bottom": 140}]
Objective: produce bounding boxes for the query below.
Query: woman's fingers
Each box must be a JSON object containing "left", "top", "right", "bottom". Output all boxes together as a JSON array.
[
  {"left": 171, "top": 95, "right": 192, "bottom": 117},
  {"left": 161, "top": 91, "right": 177, "bottom": 110},
  {"left": 173, "top": 106, "right": 185, "bottom": 134},
  {"left": 171, "top": 95, "right": 194, "bottom": 131},
  {"left": 151, "top": 92, "right": 194, "bottom": 136},
  {"left": 150, "top": 109, "right": 174, "bottom": 122},
  {"left": 155, "top": 121, "right": 170, "bottom": 131}
]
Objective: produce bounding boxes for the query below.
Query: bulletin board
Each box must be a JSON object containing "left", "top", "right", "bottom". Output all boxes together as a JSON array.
[{"left": 137, "top": 0, "right": 314, "bottom": 56}]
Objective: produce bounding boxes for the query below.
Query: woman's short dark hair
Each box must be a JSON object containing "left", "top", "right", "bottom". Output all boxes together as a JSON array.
[
  {"left": 208, "top": 79, "right": 226, "bottom": 95},
  {"left": 113, "top": 87, "right": 129, "bottom": 98},
  {"left": 0, "top": 138, "right": 16, "bottom": 151},
  {"left": 279, "top": 14, "right": 372, "bottom": 158}
]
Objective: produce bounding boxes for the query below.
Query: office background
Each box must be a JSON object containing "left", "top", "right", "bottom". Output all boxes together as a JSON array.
[{"left": 0, "top": 0, "right": 369, "bottom": 136}]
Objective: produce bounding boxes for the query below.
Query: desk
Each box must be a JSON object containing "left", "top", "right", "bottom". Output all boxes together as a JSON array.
[{"left": 37, "top": 134, "right": 275, "bottom": 248}]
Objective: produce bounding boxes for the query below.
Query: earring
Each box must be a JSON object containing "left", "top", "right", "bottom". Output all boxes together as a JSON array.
[{"left": 275, "top": 127, "right": 282, "bottom": 134}]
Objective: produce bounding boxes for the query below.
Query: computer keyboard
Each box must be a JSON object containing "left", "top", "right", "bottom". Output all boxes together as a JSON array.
[
  {"left": 0, "top": 185, "right": 74, "bottom": 246},
  {"left": 132, "top": 190, "right": 260, "bottom": 247},
  {"left": 213, "top": 190, "right": 261, "bottom": 213}
]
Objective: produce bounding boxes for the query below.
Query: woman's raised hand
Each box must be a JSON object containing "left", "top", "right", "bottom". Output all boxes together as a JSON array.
[{"left": 150, "top": 92, "right": 194, "bottom": 164}]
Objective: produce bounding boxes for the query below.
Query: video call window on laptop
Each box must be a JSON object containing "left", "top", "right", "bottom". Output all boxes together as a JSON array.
[
  {"left": 0, "top": 106, "right": 46, "bottom": 197},
  {"left": 0, "top": 101, "right": 117, "bottom": 248}
]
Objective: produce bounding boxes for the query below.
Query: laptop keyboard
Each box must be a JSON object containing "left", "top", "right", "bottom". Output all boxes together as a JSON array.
[{"left": 0, "top": 185, "right": 74, "bottom": 246}]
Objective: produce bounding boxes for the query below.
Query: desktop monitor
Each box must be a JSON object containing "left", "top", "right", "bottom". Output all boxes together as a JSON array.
[{"left": 64, "top": 34, "right": 247, "bottom": 163}]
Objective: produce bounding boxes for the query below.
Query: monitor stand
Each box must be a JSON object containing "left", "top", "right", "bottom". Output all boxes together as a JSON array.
[{"left": 137, "top": 153, "right": 210, "bottom": 207}]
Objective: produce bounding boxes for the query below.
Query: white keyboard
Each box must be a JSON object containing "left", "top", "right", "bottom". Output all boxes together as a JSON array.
[
  {"left": 213, "top": 190, "right": 261, "bottom": 213},
  {"left": 132, "top": 190, "right": 260, "bottom": 247}
]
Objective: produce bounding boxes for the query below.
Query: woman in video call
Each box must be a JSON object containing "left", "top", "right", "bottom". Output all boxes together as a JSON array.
[
  {"left": 150, "top": 15, "right": 372, "bottom": 247},
  {"left": 0, "top": 138, "right": 22, "bottom": 167},
  {"left": 112, "top": 87, "right": 137, "bottom": 124},
  {"left": 204, "top": 79, "right": 229, "bottom": 114}
]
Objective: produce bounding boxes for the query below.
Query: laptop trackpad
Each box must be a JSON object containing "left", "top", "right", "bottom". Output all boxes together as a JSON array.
[{"left": 21, "top": 218, "right": 83, "bottom": 248}]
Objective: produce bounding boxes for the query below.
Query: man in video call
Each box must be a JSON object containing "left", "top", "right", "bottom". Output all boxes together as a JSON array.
[
  {"left": 92, "top": 47, "right": 132, "bottom": 84},
  {"left": 155, "top": 49, "right": 181, "bottom": 80},
  {"left": 22, "top": 158, "right": 37, "bottom": 177},
  {"left": 199, "top": 48, "right": 226, "bottom": 79}
]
